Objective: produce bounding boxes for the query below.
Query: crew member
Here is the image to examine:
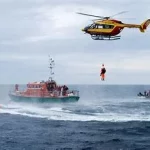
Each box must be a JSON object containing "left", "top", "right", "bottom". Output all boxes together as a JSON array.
[
  {"left": 15, "top": 84, "right": 19, "bottom": 91},
  {"left": 100, "top": 64, "right": 106, "bottom": 81}
]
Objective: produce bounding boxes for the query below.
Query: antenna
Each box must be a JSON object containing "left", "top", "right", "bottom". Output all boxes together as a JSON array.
[{"left": 48, "top": 55, "right": 55, "bottom": 81}]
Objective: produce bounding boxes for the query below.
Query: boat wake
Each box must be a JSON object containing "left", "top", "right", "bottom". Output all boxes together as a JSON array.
[{"left": 1, "top": 97, "right": 150, "bottom": 122}]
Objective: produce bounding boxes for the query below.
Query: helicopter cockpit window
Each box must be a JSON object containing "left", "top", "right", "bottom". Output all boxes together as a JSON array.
[
  {"left": 88, "top": 24, "right": 92, "bottom": 27},
  {"left": 110, "top": 25, "right": 114, "bottom": 29},
  {"left": 85, "top": 24, "right": 91, "bottom": 28},
  {"left": 97, "top": 25, "right": 103, "bottom": 29},
  {"left": 103, "top": 24, "right": 114, "bottom": 29},
  {"left": 90, "top": 24, "right": 96, "bottom": 29},
  {"left": 103, "top": 25, "right": 110, "bottom": 29}
]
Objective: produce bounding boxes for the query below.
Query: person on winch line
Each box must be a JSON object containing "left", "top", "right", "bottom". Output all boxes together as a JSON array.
[{"left": 100, "top": 64, "right": 106, "bottom": 81}]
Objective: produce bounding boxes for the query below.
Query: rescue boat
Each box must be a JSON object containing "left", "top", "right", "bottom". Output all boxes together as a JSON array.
[{"left": 9, "top": 57, "right": 80, "bottom": 103}]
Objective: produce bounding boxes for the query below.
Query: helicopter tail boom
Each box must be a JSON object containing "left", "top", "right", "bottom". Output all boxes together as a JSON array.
[{"left": 122, "top": 19, "right": 150, "bottom": 32}]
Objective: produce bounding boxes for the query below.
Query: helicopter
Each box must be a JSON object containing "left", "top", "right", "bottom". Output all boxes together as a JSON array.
[{"left": 77, "top": 11, "right": 150, "bottom": 40}]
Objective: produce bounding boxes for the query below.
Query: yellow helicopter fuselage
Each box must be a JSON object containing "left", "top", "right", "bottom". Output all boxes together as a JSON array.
[{"left": 82, "top": 19, "right": 150, "bottom": 36}]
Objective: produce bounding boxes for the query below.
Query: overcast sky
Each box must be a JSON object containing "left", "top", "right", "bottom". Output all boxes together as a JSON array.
[{"left": 0, "top": 0, "right": 150, "bottom": 84}]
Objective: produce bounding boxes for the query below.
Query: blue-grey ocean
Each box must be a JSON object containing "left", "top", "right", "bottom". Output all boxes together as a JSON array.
[{"left": 1, "top": 85, "right": 150, "bottom": 150}]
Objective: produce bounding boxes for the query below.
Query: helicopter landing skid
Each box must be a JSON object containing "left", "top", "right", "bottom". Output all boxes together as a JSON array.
[{"left": 91, "top": 35, "right": 121, "bottom": 40}]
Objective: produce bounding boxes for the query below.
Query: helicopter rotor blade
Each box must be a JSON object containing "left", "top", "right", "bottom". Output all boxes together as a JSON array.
[
  {"left": 76, "top": 12, "right": 104, "bottom": 19},
  {"left": 110, "top": 11, "right": 128, "bottom": 18},
  {"left": 92, "top": 19, "right": 103, "bottom": 22},
  {"left": 77, "top": 11, "right": 129, "bottom": 20},
  {"left": 114, "top": 17, "right": 136, "bottom": 20}
]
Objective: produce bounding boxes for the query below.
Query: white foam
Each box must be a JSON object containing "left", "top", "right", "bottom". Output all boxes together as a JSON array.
[{"left": 1, "top": 100, "right": 150, "bottom": 122}]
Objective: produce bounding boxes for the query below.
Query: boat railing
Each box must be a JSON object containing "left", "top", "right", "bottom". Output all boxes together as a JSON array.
[{"left": 67, "top": 90, "right": 79, "bottom": 97}]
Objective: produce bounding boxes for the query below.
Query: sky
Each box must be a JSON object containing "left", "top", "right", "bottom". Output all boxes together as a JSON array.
[{"left": 0, "top": 0, "right": 150, "bottom": 84}]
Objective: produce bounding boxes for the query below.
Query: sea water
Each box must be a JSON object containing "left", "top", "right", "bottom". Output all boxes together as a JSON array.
[{"left": 1, "top": 84, "right": 150, "bottom": 150}]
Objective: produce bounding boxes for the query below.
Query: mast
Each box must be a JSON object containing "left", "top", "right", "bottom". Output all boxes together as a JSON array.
[{"left": 48, "top": 56, "right": 55, "bottom": 81}]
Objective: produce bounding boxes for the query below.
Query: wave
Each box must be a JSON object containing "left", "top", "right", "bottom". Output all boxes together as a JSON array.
[{"left": 1, "top": 98, "right": 150, "bottom": 122}]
